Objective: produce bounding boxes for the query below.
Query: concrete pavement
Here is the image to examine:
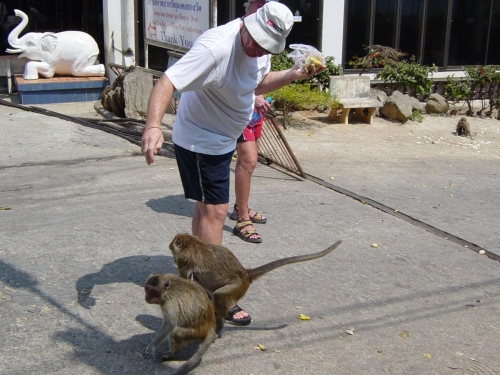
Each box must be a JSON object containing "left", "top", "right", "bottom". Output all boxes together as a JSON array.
[{"left": 0, "top": 97, "right": 499, "bottom": 374}]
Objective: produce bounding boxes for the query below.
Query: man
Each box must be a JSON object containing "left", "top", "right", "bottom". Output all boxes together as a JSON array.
[
  {"left": 142, "top": 2, "right": 324, "bottom": 326},
  {"left": 229, "top": 0, "right": 271, "bottom": 244}
]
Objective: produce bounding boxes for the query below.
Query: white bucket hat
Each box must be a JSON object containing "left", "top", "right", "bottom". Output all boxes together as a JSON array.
[{"left": 243, "top": 2, "right": 294, "bottom": 54}]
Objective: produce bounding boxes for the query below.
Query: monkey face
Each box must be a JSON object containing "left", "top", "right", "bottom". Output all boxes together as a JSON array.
[
  {"left": 144, "top": 274, "right": 168, "bottom": 304},
  {"left": 144, "top": 286, "right": 161, "bottom": 304}
]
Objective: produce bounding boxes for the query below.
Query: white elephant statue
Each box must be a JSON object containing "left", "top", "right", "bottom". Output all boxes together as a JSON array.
[{"left": 6, "top": 9, "right": 105, "bottom": 80}]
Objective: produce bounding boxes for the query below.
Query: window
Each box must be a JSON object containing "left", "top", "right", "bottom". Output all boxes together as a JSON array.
[
  {"left": 487, "top": 0, "right": 500, "bottom": 63},
  {"left": 374, "top": 0, "right": 398, "bottom": 47},
  {"left": 344, "top": 0, "right": 371, "bottom": 66},
  {"left": 399, "top": 0, "right": 423, "bottom": 60},
  {"left": 448, "top": 0, "right": 490, "bottom": 66},
  {"left": 344, "top": 0, "right": 500, "bottom": 69},
  {"left": 423, "top": 0, "right": 448, "bottom": 66}
]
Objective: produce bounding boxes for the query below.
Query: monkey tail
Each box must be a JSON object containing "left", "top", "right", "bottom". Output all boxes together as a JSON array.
[
  {"left": 247, "top": 240, "right": 342, "bottom": 281},
  {"left": 170, "top": 329, "right": 216, "bottom": 375}
]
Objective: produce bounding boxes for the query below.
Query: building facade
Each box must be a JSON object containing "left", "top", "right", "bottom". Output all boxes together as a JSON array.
[{"left": 1, "top": 0, "right": 499, "bottom": 83}]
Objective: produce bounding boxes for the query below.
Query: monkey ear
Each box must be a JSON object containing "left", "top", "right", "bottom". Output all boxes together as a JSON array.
[
  {"left": 175, "top": 237, "right": 183, "bottom": 248},
  {"left": 163, "top": 279, "right": 171, "bottom": 291}
]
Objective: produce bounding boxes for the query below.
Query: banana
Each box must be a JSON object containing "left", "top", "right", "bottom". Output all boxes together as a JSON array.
[{"left": 303, "top": 55, "right": 323, "bottom": 69}]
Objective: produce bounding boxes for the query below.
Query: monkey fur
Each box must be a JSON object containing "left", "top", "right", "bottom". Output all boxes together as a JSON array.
[
  {"left": 143, "top": 273, "right": 216, "bottom": 375},
  {"left": 169, "top": 233, "right": 342, "bottom": 334},
  {"left": 456, "top": 117, "right": 474, "bottom": 139}
]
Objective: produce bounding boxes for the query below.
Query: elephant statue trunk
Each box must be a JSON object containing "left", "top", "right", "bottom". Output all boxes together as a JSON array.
[
  {"left": 6, "top": 9, "right": 29, "bottom": 54},
  {"left": 6, "top": 9, "right": 105, "bottom": 80}
]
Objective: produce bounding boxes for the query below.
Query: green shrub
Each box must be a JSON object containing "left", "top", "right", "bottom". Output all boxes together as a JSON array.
[
  {"left": 269, "top": 83, "right": 338, "bottom": 126},
  {"left": 270, "top": 50, "right": 295, "bottom": 71},
  {"left": 268, "top": 51, "right": 342, "bottom": 126},
  {"left": 270, "top": 83, "right": 337, "bottom": 109},
  {"left": 443, "top": 75, "right": 474, "bottom": 115},
  {"left": 375, "top": 57, "right": 437, "bottom": 98},
  {"left": 465, "top": 66, "right": 500, "bottom": 115},
  {"left": 270, "top": 51, "right": 342, "bottom": 90},
  {"left": 409, "top": 110, "right": 424, "bottom": 123},
  {"left": 443, "top": 66, "right": 500, "bottom": 116}
]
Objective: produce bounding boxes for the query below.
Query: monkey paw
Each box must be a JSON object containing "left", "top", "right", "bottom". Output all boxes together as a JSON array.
[{"left": 143, "top": 345, "right": 156, "bottom": 360}]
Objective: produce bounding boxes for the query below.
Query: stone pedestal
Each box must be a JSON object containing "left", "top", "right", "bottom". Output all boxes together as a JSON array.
[{"left": 14, "top": 75, "right": 108, "bottom": 105}]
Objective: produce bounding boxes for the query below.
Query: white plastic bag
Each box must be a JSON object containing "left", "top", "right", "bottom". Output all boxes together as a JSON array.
[{"left": 288, "top": 44, "right": 325, "bottom": 72}]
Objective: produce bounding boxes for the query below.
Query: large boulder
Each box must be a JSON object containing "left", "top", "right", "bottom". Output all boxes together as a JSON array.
[
  {"left": 425, "top": 93, "right": 449, "bottom": 114},
  {"left": 370, "top": 88, "right": 388, "bottom": 116},
  {"left": 123, "top": 69, "right": 154, "bottom": 119},
  {"left": 380, "top": 91, "right": 413, "bottom": 122},
  {"left": 101, "top": 67, "right": 154, "bottom": 119}
]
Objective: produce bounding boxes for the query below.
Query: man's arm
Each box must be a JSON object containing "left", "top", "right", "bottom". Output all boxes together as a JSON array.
[
  {"left": 255, "top": 63, "right": 325, "bottom": 96},
  {"left": 141, "top": 74, "right": 176, "bottom": 165}
]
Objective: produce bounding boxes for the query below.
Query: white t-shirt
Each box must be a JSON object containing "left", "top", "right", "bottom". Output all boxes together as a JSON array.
[{"left": 167, "top": 19, "right": 271, "bottom": 155}]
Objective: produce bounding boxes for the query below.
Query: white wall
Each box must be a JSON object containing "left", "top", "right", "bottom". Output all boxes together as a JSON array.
[
  {"left": 321, "top": 1, "right": 344, "bottom": 64},
  {"left": 103, "top": 0, "right": 137, "bottom": 82},
  {"left": 102, "top": 0, "right": 345, "bottom": 82}
]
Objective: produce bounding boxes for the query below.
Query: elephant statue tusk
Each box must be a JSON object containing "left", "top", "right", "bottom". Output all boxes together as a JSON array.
[{"left": 6, "top": 48, "right": 23, "bottom": 54}]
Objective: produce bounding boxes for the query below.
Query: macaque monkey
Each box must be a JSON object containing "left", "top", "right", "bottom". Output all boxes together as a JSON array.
[
  {"left": 169, "top": 233, "right": 342, "bottom": 334},
  {"left": 456, "top": 117, "right": 473, "bottom": 139},
  {"left": 143, "top": 273, "right": 217, "bottom": 375}
]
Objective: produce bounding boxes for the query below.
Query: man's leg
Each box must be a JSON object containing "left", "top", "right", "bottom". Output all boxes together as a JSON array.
[
  {"left": 175, "top": 144, "right": 231, "bottom": 244},
  {"left": 192, "top": 201, "right": 228, "bottom": 244},
  {"left": 233, "top": 140, "right": 261, "bottom": 241}
]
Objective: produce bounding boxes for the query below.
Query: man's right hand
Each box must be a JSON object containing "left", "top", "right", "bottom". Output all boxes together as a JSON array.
[
  {"left": 254, "top": 95, "right": 271, "bottom": 117},
  {"left": 141, "top": 127, "right": 165, "bottom": 165}
]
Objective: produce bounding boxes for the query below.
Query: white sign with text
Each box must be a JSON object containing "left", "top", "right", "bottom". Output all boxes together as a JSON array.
[{"left": 144, "top": 0, "right": 210, "bottom": 51}]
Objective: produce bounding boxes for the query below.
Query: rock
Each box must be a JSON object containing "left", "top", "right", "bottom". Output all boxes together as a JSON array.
[
  {"left": 123, "top": 69, "right": 154, "bottom": 119},
  {"left": 370, "top": 88, "right": 388, "bottom": 105},
  {"left": 100, "top": 84, "right": 125, "bottom": 117},
  {"left": 425, "top": 93, "right": 449, "bottom": 114},
  {"left": 380, "top": 91, "right": 413, "bottom": 122},
  {"left": 370, "top": 88, "right": 388, "bottom": 116},
  {"left": 410, "top": 96, "right": 425, "bottom": 113},
  {"left": 100, "top": 66, "right": 153, "bottom": 119}
]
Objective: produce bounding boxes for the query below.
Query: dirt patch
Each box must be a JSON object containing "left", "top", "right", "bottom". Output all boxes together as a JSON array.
[{"left": 276, "top": 109, "right": 500, "bottom": 163}]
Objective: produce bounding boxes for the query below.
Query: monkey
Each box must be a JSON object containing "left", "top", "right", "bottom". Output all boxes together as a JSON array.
[
  {"left": 456, "top": 117, "right": 474, "bottom": 139},
  {"left": 169, "top": 233, "right": 342, "bottom": 335},
  {"left": 143, "top": 273, "right": 217, "bottom": 375}
]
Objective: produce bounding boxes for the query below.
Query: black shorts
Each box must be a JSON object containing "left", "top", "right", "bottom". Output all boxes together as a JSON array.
[{"left": 174, "top": 144, "right": 234, "bottom": 204}]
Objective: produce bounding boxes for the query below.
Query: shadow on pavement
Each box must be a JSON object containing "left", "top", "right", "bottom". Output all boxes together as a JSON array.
[
  {"left": 146, "top": 194, "right": 194, "bottom": 216},
  {"left": 76, "top": 255, "right": 176, "bottom": 308}
]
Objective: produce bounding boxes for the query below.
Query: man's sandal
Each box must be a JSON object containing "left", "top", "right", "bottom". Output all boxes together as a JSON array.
[
  {"left": 233, "top": 220, "right": 262, "bottom": 243},
  {"left": 229, "top": 204, "right": 267, "bottom": 224},
  {"left": 224, "top": 304, "right": 251, "bottom": 326}
]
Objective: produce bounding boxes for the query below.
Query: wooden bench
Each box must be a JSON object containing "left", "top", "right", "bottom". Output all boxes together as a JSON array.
[{"left": 328, "top": 75, "right": 382, "bottom": 124}]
